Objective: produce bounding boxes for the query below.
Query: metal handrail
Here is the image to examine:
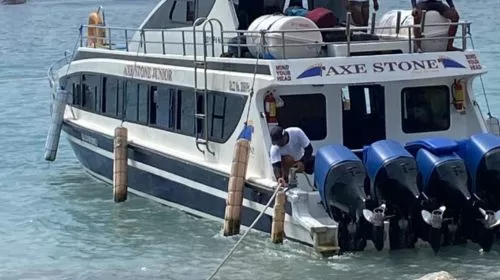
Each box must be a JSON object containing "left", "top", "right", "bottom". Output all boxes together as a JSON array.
[{"left": 77, "top": 16, "right": 473, "bottom": 58}]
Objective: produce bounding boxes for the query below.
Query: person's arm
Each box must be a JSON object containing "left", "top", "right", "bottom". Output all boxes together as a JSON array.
[
  {"left": 300, "top": 144, "right": 313, "bottom": 164},
  {"left": 411, "top": 0, "right": 417, "bottom": 8},
  {"left": 270, "top": 146, "right": 282, "bottom": 180},
  {"left": 445, "top": 0, "right": 455, "bottom": 8}
]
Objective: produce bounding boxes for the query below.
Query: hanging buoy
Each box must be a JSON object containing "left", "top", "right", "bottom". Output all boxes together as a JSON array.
[
  {"left": 223, "top": 124, "right": 253, "bottom": 236},
  {"left": 44, "top": 88, "right": 70, "bottom": 161},
  {"left": 87, "top": 11, "right": 105, "bottom": 48},
  {"left": 113, "top": 126, "right": 128, "bottom": 203},
  {"left": 271, "top": 184, "right": 286, "bottom": 244}
]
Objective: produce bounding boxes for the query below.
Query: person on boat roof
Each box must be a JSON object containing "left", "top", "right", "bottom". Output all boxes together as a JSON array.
[
  {"left": 269, "top": 126, "right": 315, "bottom": 183},
  {"left": 345, "top": 0, "right": 379, "bottom": 28},
  {"left": 411, "top": 0, "right": 460, "bottom": 51}
]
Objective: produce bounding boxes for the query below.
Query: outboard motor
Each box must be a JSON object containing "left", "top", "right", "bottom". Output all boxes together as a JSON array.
[
  {"left": 315, "top": 144, "right": 369, "bottom": 252},
  {"left": 456, "top": 133, "right": 500, "bottom": 251},
  {"left": 362, "top": 140, "right": 421, "bottom": 250},
  {"left": 405, "top": 138, "right": 471, "bottom": 253}
]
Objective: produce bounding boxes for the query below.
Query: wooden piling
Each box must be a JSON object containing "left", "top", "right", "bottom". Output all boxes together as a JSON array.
[
  {"left": 113, "top": 126, "right": 128, "bottom": 203},
  {"left": 271, "top": 185, "right": 286, "bottom": 244},
  {"left": 223, "top": 139, "right": 250, "bottom": 236}
]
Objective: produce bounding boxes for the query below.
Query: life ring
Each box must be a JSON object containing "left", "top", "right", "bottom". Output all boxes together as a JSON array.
[{"left": 87, "top": 11, "right": 106, "bottom": 48}]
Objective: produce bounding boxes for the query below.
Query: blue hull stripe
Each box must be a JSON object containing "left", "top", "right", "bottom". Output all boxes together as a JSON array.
[{"left": 61, "top": 122, "right": 294, "bottom": 229}]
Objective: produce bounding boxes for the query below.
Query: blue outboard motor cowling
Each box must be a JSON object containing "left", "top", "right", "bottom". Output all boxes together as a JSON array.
[{"left": 315, "top": 144, "right": 367, "bottom": 221}]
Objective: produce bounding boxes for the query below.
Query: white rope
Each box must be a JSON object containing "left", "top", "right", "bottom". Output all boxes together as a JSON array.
[{"left": 206, "top": 184, "right": 286, "bottom": 280}]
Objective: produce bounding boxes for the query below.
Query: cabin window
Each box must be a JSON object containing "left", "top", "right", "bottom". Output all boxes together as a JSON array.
[
  {"left": 102, "top": 76, "right": 119, "bottom": 116},
  {"left": 125, "top": 81, "right": 138, "bottom": 122},
  {"left": 81, "top": 74, "right": 99, "bottom": 111},
  {"left": 169, "top": 0, "right": 192, "bottom": 23},
  {"left": 177, "top": 88, "right": 195, "bottom": 135},
  {"left": 151, "top": 86, "right": 176, "bottom": 130},
  {"left": 138, "top": 84, "right": 149, "bottom": 124},
  {"left": 117, "top": 80, "right": 124, "bottom": 118},
  {"left": 207, "top": 92, "right": 247, "bottom": 143},
  {"left": 276, "top": 93, "right": 327, "bottom": 141},
  {"left": 401, "top": 85, "right": 451, "bottom": 133},
  {"left": 68, "top": 75, "right": 81, "bottom": 107}
]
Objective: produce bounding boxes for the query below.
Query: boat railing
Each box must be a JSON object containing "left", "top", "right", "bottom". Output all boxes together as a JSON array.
[{"left": 79, "top": 11, "right": 472, "bottom": 58}]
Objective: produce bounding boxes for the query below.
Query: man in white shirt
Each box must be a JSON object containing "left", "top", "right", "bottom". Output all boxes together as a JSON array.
[
  {"left": 345, "top": 0, "right": 379, "bottom": 27},
  {"left": 269, "top": 126, "right": 315, "bottom": 182}
]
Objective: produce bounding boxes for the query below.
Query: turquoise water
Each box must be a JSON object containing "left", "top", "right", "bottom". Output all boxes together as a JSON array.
[{"left": 1, "top": 0, "right": 500, "bottom": 279}]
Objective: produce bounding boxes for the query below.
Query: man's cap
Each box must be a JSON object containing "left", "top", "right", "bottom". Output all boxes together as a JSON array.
[{"left": 270, "top": 126, "right": 285, "bottom": 142}]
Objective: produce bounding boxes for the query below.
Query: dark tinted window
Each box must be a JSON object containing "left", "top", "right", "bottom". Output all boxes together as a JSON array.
[
  {"left": 177, "top": 88, "right": 194, "bottom": 135},
  {"left": 276, "top": 93, "right": 327, "bottom": 141},
  {"left": 152, "top": 86, "right": 176, "bottom": 129},
  {"left": 138, "top": 84, "right": 149, "bottom": 124},
  {"left": 125, "top": 81, "right": 138, "bottom": 122},
  {"left": 208, "top": 92, "right": 247, "bottom": 143},
  {"left": 102, "top": 76, "right": 118, "bottom": 116},
  {"left": 67, "top": 75, "right": 81, "bottom": 106},
  {"left": 401, "top": 86, "right": 451, "bottom": 133},
  {"left": 81, "top": 74, "right": 99, "bottom": 111}
]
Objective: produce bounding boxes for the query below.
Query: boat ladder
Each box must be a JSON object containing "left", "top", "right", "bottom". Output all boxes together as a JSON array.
[{"left": 192, "top": 18, "right": 224, "bottom": 154}]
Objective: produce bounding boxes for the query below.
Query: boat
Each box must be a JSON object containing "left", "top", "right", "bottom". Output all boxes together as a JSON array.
[
  {"left": 45, "top": 0, "right": 500, "bottom": 255},
  {"left": 1, "top": 0, "right": 26, "bottom": 4}
]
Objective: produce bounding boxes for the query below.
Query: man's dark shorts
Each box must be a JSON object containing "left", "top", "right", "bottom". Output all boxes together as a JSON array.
[
  {"left": 302, "top": 156, "right": 315, "bottom": 175},
  {"left": 416, "top": 1, "right": 450, "bottom": 15}
]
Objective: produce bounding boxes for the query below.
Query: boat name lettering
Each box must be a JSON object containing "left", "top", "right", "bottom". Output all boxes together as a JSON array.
[
  {"left": 372, "top": 59, "right": 440, "bottom": 73},
  {"left": 205, "top": 35, "right": 222, "bottom": 44},
  {"left": 324, "top": 60, "right": 440, "bottom": 76},
  {"left": 325, "top": 64, "right": 367, "bottom": 76},
  {"left": 275, "top": 64, "right": 291, "bottom": 81},
  {"left": 229, "top": 80, "right": 250, "bottom": 92},
  {"left": 81, "top": 134, "right": 98, "bottom": 146},
  {"left": 123, "top": 65, "right": 173, "bottom": 81}
]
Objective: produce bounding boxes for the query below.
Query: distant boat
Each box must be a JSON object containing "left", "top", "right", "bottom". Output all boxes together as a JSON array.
[{"left": 1, "top": 0, "right": 26, "bottom": 4}]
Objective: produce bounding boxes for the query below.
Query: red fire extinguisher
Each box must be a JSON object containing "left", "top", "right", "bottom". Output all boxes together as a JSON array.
[{"left": 264, "top": 91, "right": 278, "bottom": 124}]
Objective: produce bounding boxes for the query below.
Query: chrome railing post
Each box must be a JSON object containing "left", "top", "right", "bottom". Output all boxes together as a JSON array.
[
  {"left": 108, "top": 27, "right": 112, "bottom": 50},
  {"left": 79, "top": 25, "right": 83, "bottom": 47},
  {"left": 182, "top": 31, "right": 186, "bottom": 55},
  {"left": 124, "top": 29, "right": 129, "bottom": 51},
  {"left": 281, "top": 32, "right": 286, "bottom": 59},
  {"left": 161, "top": 30, "right": 166, "bottom": 54},
  {"left": 408, "top": 26, "right": 412, "bottom": 53},
  {"left": 141, "top": 29, "right": 147, "bottom": 54},
  {"left": 346, "top": 12, "right": 352, "bottom": 57},
  {"left": 461, "top": 22, "right": 467, "bottom": 50},
  {"left": 370, "top": 12, "right": 376, "bottom": 34}
]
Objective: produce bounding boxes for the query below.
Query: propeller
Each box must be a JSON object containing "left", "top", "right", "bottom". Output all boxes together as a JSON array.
[
  {"left": 363, "top": 204, "right": 390, "bottom": 227},
  {"left": 477, "top": 208, "right": 500, "bottom": 229},
  {"left": 421, "top": 206, "right": 446, "bottom": 229}
]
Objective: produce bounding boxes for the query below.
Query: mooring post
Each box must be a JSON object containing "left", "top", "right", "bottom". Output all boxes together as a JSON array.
[
  {"left": 271, "top": 185, "right": 286, "bottom": 244},
  {"left": 113, "top": 126, "right": 128, "bottom": 202},
  {"left": 271, "top": 168, "right": 296, "bottom": 244},
  {"left": 223, "top": 138, "right": 251, "bottom": 236}
]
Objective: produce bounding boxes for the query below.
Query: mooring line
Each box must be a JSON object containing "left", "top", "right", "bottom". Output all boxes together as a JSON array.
[{"left": 206, "top": 183, "right": 286, "bottom": 280}]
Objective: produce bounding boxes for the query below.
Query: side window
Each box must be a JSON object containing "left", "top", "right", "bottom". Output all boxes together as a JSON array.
[
  {"left": 117, "top": 80, "right": 124, "bottom": 118},
  {"left": 276, "top": 93, "right": 327, "bottom": 141},
  {"left": 81, "top": 74, "right": 100, "bottom": 111},
  {"left": 125, "top": 81, "right": 138, "bottom": 122},
  {"left": 177, "top": 88, "right": 195, "bottom": 135},
  {"left": 138, "top": 84, "right": 149, "bottom": 124},
  {"left": 102, "top": 76, "right": 119, "bottom": 116},
  {"left": 207, "top": 92, "right": 247, "bottom": 143},
  {"left": 401, "top": 86, "right": 451, "bottom": 133},
  {"left": 68, "top": 75, "right": 81, "bottom": 107},
  {"left": 169, "top": 0, "right": 189, "bottom": 23},
  {"left": 152, "top": 86, "right": 177, "bottom": 129}
]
